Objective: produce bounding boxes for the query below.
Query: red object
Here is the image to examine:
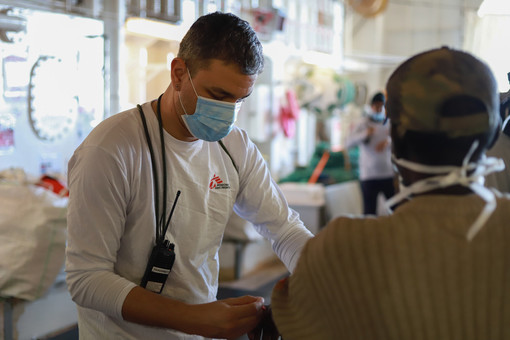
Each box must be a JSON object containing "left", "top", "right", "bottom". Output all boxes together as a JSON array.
[
  {"left": 251, "top": 8, "right": 276, "bottom": 35},
  {"left": 279, "top": 89, "right": 300, "bottom": 138},
  {"left": 0, "top": 127, "right": 14, "bottom": 148},
  {"left": 37, "top": 175, "right": 69, "bottom": 197}
]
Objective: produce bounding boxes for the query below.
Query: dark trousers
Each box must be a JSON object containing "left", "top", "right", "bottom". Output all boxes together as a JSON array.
[{"left": 360, "top": 178, "right": 395, "bottom": 215}]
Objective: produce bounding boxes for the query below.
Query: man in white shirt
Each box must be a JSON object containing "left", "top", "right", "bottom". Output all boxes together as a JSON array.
[{"left": 65, "top": 12, "right": 313, "bottom": 340}]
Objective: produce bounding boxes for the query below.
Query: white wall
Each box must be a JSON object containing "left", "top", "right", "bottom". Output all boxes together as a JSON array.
[{"left": 343, "top": 0, "right": 484, "bottom": 96}]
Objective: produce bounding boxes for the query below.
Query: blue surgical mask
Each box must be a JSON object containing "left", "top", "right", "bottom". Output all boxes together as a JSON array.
[
  {"left": 370, "top": 107, "right": 386, "bottom": 122},
  {"left": 179, "top": 69, "right": 242, "bottom": 142}
]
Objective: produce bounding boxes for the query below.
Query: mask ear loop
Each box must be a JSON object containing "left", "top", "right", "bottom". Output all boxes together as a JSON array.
[
  {"left": 185, "top": 67, "right": 243, "bottom": 117},
  {"left": 178, "top": 68, "right": 199, "bottom": 116},
  {"left": 186, "top": 68, "right": 199, "bottom": 97}
]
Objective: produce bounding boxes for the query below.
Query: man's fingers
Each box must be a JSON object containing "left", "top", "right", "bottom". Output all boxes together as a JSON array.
[
  {"left": 233, "top": 300, "right": 265, "bottom": 320},
  {"left": 226, "top": 295, "right": 264, "bottom": 306}
]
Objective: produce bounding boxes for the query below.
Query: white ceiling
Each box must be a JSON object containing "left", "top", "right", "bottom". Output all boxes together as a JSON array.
[
  {"left": 342, "top": 0, "right": 486, "bottom": 92},
  {"left": 345, "top": 0, "right": 484, "bottom": 59}
]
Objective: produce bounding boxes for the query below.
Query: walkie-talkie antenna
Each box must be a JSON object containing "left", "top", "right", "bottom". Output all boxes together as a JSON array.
[{"left": 163, "top": 190, "right": 181, "bottom": 239}]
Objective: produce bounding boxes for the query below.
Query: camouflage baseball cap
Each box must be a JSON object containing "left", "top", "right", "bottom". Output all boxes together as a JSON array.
[{"left": 386, "top": 47, "right": 499, "bottom": 139}]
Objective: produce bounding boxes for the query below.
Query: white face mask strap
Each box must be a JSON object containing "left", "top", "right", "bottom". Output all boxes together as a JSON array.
[
  {"left": 461, "top": 140, "right": 479, "bottom": 177},
  {"left": 473, "top": 155, "right": 505, "bottom": 178},
  {"left": 386, "top": 139, "right": 505, "bottom": 241},
  {"left": 384, "top": 171, "right": 465, "bottom": 213},
  {"left": 178, "top": 68, "right": 199, "bottom": 116},
  {"left": 186, "top": 68, "right": 199, "bottom": 98},
  {"left": 464, "top": 146, "right": 505, "bottom": 241},
  {"left": 178, "top": 92, "right": 190, "bottom": 115},
  {"left": 184, "top": 68, "right": 241, "bottom": 114},
  {"left": 466, "top": 181, "right": 496, "bottom": 241},
  {"left": 391, "top": 139, "right": 480, "bottom": 175},
  {"left": 391, "top": 157, "right": 477, "bottom": 175}
]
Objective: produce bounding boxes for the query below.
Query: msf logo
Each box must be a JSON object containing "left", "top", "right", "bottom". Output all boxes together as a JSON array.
[{"left": 209, "top": 174, "right": 230, "bottom": 190}]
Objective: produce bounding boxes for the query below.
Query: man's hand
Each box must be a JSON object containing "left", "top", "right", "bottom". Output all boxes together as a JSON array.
[
  {"left": 123, "top": 287, "right": 264, "bottom": 339},
  {"left": 192, "top": 295, "right": 265, "bottom": 339}
]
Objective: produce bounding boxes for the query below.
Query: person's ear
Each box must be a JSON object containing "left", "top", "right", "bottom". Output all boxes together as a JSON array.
[{"left": 170, "top": 57, "right": 187, "bottom": 91}]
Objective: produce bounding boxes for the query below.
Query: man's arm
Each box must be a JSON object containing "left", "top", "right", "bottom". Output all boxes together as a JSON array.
[
  {"left": 122, "top": 286, "right": 264, "bottom": 339},
  {"left": 223, "top": 129, "right": 313, "bottom": 273}
]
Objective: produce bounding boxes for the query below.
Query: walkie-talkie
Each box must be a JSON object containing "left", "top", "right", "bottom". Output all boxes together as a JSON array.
[
  {"left": 140, "top": 190, "right": 181, "bottom": 294},
  {"left": 140, "top": 239, "right": 176, "bottom": 293}
]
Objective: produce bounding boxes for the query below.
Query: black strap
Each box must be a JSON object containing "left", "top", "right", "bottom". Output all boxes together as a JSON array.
[
  {"left": 219, "top": 139, "right": 239, "bottom": 174},
  {"left": 137, "top": 97, "right": 179, "bottom": 246},
  {"left": 137, "top": 98, "right": 236, "bottom": 244},
  {"left": 155, "top": 96, "right": 170, "bottom": 239},
  {"left": 137, "top": 103, "right": 160, "bottom": 242}
]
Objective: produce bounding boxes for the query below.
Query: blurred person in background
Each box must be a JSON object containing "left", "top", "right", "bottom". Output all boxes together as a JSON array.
[{"left": 345, "top": 92, "right": 395, "bottom": 215}]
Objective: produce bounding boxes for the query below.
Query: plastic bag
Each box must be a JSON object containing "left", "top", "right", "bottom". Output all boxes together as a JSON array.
[{"left": 0, "top": 172, "right": 68, "bottom": 301}]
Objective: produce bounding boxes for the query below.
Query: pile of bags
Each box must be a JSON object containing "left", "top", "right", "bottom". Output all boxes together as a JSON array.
[{"left": 0, "top": 168, "right": 68, "bottom": 301}]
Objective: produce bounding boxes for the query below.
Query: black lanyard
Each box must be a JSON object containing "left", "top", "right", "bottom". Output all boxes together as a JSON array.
[
  {"left": 137, "top": 95, "right": 180, "bottom": 246},
  {"left": 136, "top": 95, "right": 241, "bottom": 245}
]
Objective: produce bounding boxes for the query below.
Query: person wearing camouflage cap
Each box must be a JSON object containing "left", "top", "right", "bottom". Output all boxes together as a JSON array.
[{"left": 269, "top": 47, "right": 510, "bottom": 340}]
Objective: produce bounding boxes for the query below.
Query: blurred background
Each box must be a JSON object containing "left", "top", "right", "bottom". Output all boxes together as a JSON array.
[{"left": 0, "top": 0, "right": 508, "bottom": 339}]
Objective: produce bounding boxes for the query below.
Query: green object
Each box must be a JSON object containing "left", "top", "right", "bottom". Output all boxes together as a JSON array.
[{"left": 279, "top": 142, "right": 359, "bottom": 185}]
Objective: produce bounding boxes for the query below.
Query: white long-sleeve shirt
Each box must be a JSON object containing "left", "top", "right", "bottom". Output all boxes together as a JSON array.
[
  {"left": 345, "top": 116, "right": 393, "bottom": 181},
  {"left": 65, "top": 102, "right": 313, "bottom": 339}
]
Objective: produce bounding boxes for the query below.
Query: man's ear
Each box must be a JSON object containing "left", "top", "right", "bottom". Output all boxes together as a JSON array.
[{"left": 170, "top": 57, "right": 187, "bottom": 91}]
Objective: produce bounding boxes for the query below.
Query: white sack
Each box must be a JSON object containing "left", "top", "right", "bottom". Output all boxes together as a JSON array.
[{"left": 0, "top": 181, "right": 67, "bottom": 301}]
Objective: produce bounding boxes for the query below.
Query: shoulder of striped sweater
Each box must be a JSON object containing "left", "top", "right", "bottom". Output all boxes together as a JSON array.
[
  {"left": 323, "top": 213, "right": 380, "bottom": 229},
  {"left": 313, "top": 214, "right": 382, "bottom": 241}
]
